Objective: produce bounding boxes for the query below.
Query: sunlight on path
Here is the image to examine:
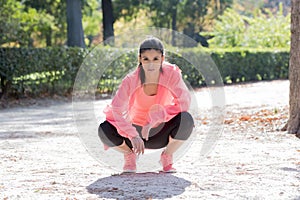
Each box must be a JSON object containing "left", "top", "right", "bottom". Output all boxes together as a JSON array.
[
  {"left": 195, "top": 80, "right": 289, "bottom": 109},
  {"left": 1, "top": 80, "right": 298, "bottom": 200}
]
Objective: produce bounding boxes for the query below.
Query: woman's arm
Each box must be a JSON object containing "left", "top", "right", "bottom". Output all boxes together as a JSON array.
[
  {"left": 104, "top": 76, "right": 139, "bottom": 140},
  {"left": 164, "top": 69, "right": 191, "bottom": 114}
]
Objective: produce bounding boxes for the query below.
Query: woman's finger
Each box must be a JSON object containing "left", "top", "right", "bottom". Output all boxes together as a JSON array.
[
  {"left": 138, "top": 139, "right": 145, "bottom": 155},
  {"left": 141, "top": 141, "right": 145, "bottom": 154}
]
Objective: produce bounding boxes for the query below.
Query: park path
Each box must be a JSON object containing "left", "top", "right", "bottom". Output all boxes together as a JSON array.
[{"left": 1, "top": 80, "right": 299, "bottom": 200}]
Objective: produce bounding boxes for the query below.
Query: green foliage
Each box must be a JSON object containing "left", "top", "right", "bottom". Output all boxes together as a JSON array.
[
  {"left": 113, "top": 0, "right": 143, "bottom": 22},
  {"left": 113, "top": 0, "right": 233, "bottom": 32},
  {"left": 210, "top": 8, "right": 247, "bottom": 47},
  {"left": 0, "top": 0, "right": 23, "bottom": 46},
  {"left": 210, "top": 7, "right": 290, "bottom": 48},
  {"left": 0, "top": 47, "right": 289, "bottom": 98},
  {"left": 0, "top": 0, "right": 60, "bottom": 47},
  {"left": 209, "top": 48, "right": 289, "bottom": 83},
  {"left": 245, "top": 8, "right": 290, "bottom": 48},
  {"left": 1, "top": 0, "right": 101, "bottom": 47},
  {"left": 178, "top": 0, "right": 210, "bottom": 31},
  {"left": 0, "top": 47, "right": 87, "bottom": 97},
  {"left": 82, "top": 1, "right": 102, "bottom": 37},
  {"left": 0, "top": 0, "right": 45, "bottom": 46}
]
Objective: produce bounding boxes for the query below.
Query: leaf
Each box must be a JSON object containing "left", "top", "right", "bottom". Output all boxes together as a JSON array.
[
  {"left": 224, "top": 119, "right": 234, "bottom": 124},
  {"left": 239, "top": 115, "right": 251, "bottom": 121},
  {"left": 202, "top": 121, "right": 208, "bottom": 125}
]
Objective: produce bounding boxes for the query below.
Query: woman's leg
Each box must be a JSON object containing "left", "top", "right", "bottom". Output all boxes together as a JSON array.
[
  {"left": 99, "top": 112, "right": 194, "bottom": 151},
  {"left": 98, "top": 121, "right": 137, "bottom": 172},
  {"left": 164, "top": 137, "right": 184, "bottom": 155},
  {"left": 98, "top": 121, "right": 133, "bottom": 153},
  {"left": 142, "top": 111, "right": 194, "bottom": 150},
  {"left": 98, "top": 112, "right": 194, "bottom": 172},
  {"left": 114, "top": 141, "right": 132, "bottom": 153},
  {"left": 164, "top": 111, "right": 194, "bottom": 154},
  {"left": 142, "top": 112, "right": 194, "bottom": 172}
]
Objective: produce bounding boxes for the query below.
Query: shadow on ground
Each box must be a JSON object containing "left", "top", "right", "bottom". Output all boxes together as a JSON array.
[{"left": 87, "top": 172, "right": 191, "bottom": 199}]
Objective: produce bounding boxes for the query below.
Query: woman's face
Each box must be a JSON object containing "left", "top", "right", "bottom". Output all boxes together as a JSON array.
[{"left": 140, "top": 49, "right": 164, "bottom": 74}]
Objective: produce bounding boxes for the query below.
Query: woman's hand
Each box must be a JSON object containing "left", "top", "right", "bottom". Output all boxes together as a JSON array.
[
  {"left": 130, "top": 136, "right": 145, "bottom": 155},
  {"left": 141, "top": 124, "right": 152, "bottom": 141}
]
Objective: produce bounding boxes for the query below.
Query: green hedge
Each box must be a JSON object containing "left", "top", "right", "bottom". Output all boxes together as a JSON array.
[
  {"left": 0, "top": 47, "right": 87, "bottom": 97},
  {"left": 0, "top": 47, "right": 289, "bottom": 98},
  {"left": 170, "top": 48, "right": 289, "bottom": 85},
  {"left": 211, "top": 48, "right": 289, "bottom": 83}
]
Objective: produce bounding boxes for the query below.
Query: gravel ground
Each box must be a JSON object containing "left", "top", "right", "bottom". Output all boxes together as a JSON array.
[{"left": 1, "top": 80, "right": 299, "bottom": 200}]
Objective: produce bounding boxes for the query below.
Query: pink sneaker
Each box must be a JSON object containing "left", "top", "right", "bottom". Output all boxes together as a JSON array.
[
  {"left": 123, "top": 151, "right": 137, "bottom": 173},
  {"left": 160, "top": 151, "right": 176, "bottom": 173}
]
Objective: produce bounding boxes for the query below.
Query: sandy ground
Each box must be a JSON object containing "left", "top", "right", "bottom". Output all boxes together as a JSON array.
[{"left": 1, "top": 80, "right": 299, "bottom": 200}]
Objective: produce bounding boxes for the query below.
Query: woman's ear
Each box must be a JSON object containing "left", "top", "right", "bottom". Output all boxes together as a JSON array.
[
  {"left": 138, "top": 55, "right": 141, "bottom": 63},
  {"left": 161, "top": 55, "right": 165, "bottom": 62}
]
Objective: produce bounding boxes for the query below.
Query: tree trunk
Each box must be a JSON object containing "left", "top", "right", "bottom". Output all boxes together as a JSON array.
[
  {"left": 102, "top": 0, "right": 114, "bottom": 45},
  {"left": 287, "top": 0, "right": 300, "bottom": 138},
  {"left": 171, "top": 4, "right": 177, "bottom": 46},
  {"left": 66, "top": 0, "right": 85, "bottom": 48},
  {"left": 46, "top": 28, "right": 52, "bottom": 47}
]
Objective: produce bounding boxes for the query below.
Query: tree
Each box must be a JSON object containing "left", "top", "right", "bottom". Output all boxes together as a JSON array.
[
  {"left": 286, "top": 0, "right": 300, "bottom": 138},
  {"left": 22, "top": 0, "right": 69, "bottom": 47},
  {"left": 179, "top": 0, "right": 209, "bottom": 31},
  {"left": 66, "top": 0, "right": 85, "bottom": 47},
  {"left": 210, "top": 8, "right": 290, "bottom": 48},
  {"left": 0, "top": 0, "right": 26, "bottom": 46},
  {"left": 0, "top": 0, "right": 55, "bottom": 47},
  {"left": 82, "top": 0, "right": 102, "bottom": 47},
  {"left": 170, "top": 0, "right": 179, "bottom": 46},
  {"left": 102, "top": 0, "right": 114, "bottom": 45},
  {"left": 263, "top": 0, "right": 291, "bottom": 15},
  {"left": 112, "top": 0, "right": 232, "bottom": 47},
  {"left": 179, "top": 0, "right": 210, "bottom": 47},
  {"left": 113, "top": 0, "right": 141, "bottom": 21}
]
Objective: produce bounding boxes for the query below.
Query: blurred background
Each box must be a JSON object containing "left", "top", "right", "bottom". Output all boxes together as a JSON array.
[{"left": 0, "top": 0, "right": 291, "bottom": 99}]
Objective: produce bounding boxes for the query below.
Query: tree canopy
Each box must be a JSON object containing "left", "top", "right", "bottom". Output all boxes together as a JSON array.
[{"left": 0, "top": 0, "right": 291, "bottom": 48}]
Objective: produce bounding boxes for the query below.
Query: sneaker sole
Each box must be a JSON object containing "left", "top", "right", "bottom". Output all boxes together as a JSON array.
[
  {"left": 159, "top": 169, "right": 177, "bottom": 173},
  {"left": 122, "top": 170, "right": 136, "bottom": 174}
]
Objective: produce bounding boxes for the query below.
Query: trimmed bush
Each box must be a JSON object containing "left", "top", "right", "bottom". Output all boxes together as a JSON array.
[
  {"left": 0, "top": 47, "right": 289, "bottom": 98},
  {"left": 0, "top": 47, "right": 87, "bottom": 97}
]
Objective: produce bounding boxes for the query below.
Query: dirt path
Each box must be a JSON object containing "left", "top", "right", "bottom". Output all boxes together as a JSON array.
[{"left": 1, "top": 80, "right": 299, "bottom": 200}]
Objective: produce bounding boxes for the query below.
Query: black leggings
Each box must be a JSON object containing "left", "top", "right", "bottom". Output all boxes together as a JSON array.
[{"left": 98, "top": 112, "right": 194, "bottom": 149}]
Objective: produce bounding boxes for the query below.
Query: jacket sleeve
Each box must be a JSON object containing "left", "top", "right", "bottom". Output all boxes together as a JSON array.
[
  {"left": 148, "top": 67, "right": 191, "bottom": 125},
  {"left": 165, "top": 69, "right": 191, "bottom": 114},
  {"left": 103, "top": 76, "right": 139, "bottom": 139}
]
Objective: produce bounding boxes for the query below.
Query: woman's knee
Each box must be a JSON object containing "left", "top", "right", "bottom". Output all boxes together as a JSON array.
[
  {"left": 98, "top": 122, "right": 109, "bottom": 143},
  {"left": 172, "top": 112, "right": 194, "bottom": 140},
  {"left": 98, "top": 121, "right": 122, "bottom": 147},
  {"left": 180, "top": 111, "right": 194, "bottom": 128}
]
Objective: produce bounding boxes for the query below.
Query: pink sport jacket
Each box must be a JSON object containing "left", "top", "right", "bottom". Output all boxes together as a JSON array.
[{"left": 103, "top": 61, "right": 191, "bottom": 139}]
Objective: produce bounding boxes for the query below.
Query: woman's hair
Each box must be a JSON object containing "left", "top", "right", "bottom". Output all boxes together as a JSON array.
[{"left": 138, "top": 37, "right": 164, "bottom": 84}]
